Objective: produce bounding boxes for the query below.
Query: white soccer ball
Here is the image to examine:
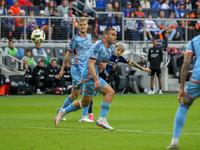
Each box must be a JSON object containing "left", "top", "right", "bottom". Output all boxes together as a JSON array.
[{"left": 31, "top": 29, "right": 46, "bottom": 44}]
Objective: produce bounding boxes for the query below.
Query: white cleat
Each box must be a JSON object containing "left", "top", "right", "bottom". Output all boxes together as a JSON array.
[
  {"left": 96, "top": 119, "right": 114, "bottom": 129},
  {"left": 79, "top": 116, "right": 94, "bottom": 122},
  {"left": 147, "top": 90, "right": 155, "bottom": 94},
  {"left": 55, "top": 108, "right": 63, "bottom": 126},
  {"left": 159, "top": 90, "right": 163, "bottom": 94},
  {"left": 36, "top": 90, "right": 43, "bottom": 94},
  {"left": 166, "top": 143, "right": 179, "bottom": 149},
  {"left": 54, "top": 117, "right": 66, "bottom": 121}
]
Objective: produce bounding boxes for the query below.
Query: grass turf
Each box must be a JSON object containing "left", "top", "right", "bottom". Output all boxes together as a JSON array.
[{"left": 0, "top": 93, "right": 200, "bottom": 150}]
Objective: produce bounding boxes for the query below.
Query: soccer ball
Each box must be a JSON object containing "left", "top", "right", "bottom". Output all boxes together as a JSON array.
[{"left": 31, "top": 29, "right": 46, "bottom": 44}]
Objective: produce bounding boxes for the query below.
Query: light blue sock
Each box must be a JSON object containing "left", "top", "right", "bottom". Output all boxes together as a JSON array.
[
  {"left": 173, "top": 104, "right": 189, "bottom": 138},
  {"left": 62, "top": 96, "right": 73, "bottom": 109},
  {"left": 82, "top": 106, "right": 89, "bottom": 116},
  {"left": 100, "top": 101, "right": 111, "bottom": 118},
  {"left": 64, "top": 102, "right": 79, "bottom": 114}
]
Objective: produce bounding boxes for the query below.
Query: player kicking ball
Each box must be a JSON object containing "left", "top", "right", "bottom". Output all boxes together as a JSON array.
[
  {"left": 55, "top": 27, "right": 117, "bottom": 129},
  {"left": 55, "top": 17, "right": 93, "bottom": 122},
  {"left": 167, "top": 36, "right": 200, "bottom": 149},
  {"left": 79, "top": 42, "right": 151, "bottom": 122}
]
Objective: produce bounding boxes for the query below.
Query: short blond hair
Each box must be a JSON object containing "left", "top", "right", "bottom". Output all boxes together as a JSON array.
[
  {"left": 77, "top": 17, "right": 88, "bottom": 25},
  {"left": 29, "top": 11, "right": 34, "bottom": 15}
]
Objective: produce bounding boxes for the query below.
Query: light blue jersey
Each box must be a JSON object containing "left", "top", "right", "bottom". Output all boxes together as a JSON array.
[
  {"left": 184, "top": 35, "right": 200, "bottom": 101},
  {"left": 67, "top": 32, "right": 92, "bottom": 90},
  {"left": 81, "top": 40, "right": 115, "bottom": 96},
  {"left": 68, "top": 33, "right": 92, "bottom": 67}
]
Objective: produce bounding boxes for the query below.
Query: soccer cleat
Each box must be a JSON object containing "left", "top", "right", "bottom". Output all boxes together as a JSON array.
[
  {"left": 166, "top": 143, "right": 179, "bottom": 149},
  {"left": 96, "top": 120, "right": 114, "bottom": 129},
  {"left": 54, "top": 116, "right": 66, "bottom": 121},
  {"left": 36, "top": 90, "right": 43, "bottom": 94},
  {"left": 88, "top": 113, "right": 94, "bottom": 121},
  {"left": 55, "top": 108, "right": 63, "bottom": 126},
  {"left": 159, "top": 90, "right": 163, "bottom": 94},
  {"left": 79, "top": 116, "right": 94, "bottom": 122},
  {"left": 147, "top": 90, "right": 155, "bottom": 94}
]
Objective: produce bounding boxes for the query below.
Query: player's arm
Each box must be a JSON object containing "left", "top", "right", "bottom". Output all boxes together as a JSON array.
[
  {"left": 88, "top": 59, "right": 101, "bottom": 89},
  {"left": 128, "top": 61, "right": 151, "bottom": 72},
  {"left": 59, "top": 51, "right": 72, "bottom": 78}
]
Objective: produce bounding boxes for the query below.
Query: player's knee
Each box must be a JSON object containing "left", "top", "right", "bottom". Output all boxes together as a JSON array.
[
  {"left": 70, "top": 94, "right": 78, "bottom": 100},
  {"left": 108, "top": 88, "right": 115, "bottom": 96},
  {"left": 81, "top": 101, "right": 90, "bottom": 107}
]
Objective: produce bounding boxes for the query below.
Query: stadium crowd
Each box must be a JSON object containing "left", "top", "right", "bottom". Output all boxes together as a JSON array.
[{"left": 0, "top": 0, "right": 200, "bottom": 42}]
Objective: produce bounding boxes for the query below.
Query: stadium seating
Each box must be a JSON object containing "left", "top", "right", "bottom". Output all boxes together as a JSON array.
[
  {"left": 131, "top": 7, "right": 137, "bottom": 12},
  {"left": 19, "top": 5, "right": 29, "bottom": 15},
  {"left": 54, "top": 47, "right": 66, "bottom": 60},
  {"left": 78, "top": 0, "right": 85, "bottom": 11},
  {"left": 105, "top": 0, "right": 111, "bottom": 5},
  {"left": 142, "top": 8, "right": 148, "bottom": 17},
  {"left": 149, "top": 8, "right": 159, "bottom": 18},
  {"left": 149, "top": 0, "right": 155, "bottom": 6},
  {"left": 32, "top": 55, "right": 45, "bottom": 64},
  {"left": 5, "top": 56, "right": 18, "bottom": 70},
  {"left": 29, "top": 6, "right": 40, "bottom": 16},
  {"left": 40, "top": 5, "right": 45, "bottom": 11},
  {"left": 43, "top": 47, "right": 54, "bottom": 58}
]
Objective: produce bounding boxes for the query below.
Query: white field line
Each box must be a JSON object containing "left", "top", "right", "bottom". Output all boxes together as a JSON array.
[{"left": 0, "top": 126, "right": 200, "bottom": 135}]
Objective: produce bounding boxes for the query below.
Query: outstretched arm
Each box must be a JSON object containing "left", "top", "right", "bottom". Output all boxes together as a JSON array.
[
  {"left": 59, "top": 51, "right": 72, "bottom": 78},
  {"left": 128, "top": 61, "right": 151, "bottom": 72}
]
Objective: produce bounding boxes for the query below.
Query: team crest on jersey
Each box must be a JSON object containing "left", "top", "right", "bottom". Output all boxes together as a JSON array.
[{"left": 94, "top": 50, "right": 97, "bottom": 54}]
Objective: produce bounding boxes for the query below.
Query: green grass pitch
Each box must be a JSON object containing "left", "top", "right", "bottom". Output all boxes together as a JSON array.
[{"left": 0, "top": 93, "right": 200, "bottom": 150}]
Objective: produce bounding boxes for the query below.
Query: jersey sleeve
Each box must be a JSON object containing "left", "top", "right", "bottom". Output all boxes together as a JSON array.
[
  {"left": 89, "top": 45, "right": 100, "bottom": 60},
  {"left": 68, "top": 37, "right": 77, "bottom": 53},
  {"left": 185, "top": 41, "right": 195, "bottom": 56},
  {"left": 119, "top": 56, "right": 130, "bottom": 63}
]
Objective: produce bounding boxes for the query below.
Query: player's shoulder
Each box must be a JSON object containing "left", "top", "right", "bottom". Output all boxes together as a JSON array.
[
  {"left": 191, "top": 35, "right": 200, "bottom": 44},
  {"left": 70, "top": 34, "right": 80, "bottom": 43},
  {"left": 94, "top": 40, "right": 104, "bottom": 49}
]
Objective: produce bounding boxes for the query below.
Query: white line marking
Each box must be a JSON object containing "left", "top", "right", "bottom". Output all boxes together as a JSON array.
[{"left": 0, "top": 126, "right": 200, "bottom": 135}]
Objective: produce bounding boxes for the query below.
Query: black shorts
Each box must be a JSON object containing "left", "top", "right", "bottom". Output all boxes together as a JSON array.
[{"left": 148, "top": 66, "right": 162, "bottom": 77}]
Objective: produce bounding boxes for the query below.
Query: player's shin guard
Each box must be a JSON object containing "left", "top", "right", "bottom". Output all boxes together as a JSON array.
[
  {"left": 100, "top": 101, "right": 111, "bottom": 118},
  {"left": 173, "top": 104, "right": 189, "bottom": 138},
  {"left": 62, "top": 96, "right": 73, "bottom": 109}
]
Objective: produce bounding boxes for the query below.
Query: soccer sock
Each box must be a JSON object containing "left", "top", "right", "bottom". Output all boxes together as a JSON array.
[
  {"left": 151, "top": 86, "right": 153, "bottom": 91},
  {"left": 62, "top": 96, "right": 73, "bottom": 109},
  {"left": 88, "top": 100, "right": 93, "bottom": 114},
  {"left": 100, "top": 101, "right": 111, "bottom": 118},
  {"left": 82, "top": 106, "right": 89, "bottom": 116},
  {"left": 173, "top": 104, "right": 189, "bottom": 138},
  {"left": 62, "top": 102, "right": 79, "bottom": 115},
  {"left": 159, "top": 86, "right": 162, "bottom": 90}
]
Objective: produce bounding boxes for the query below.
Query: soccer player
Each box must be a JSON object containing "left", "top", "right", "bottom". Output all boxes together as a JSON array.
[
  {"left": 56, "top": 17, "right": 92, "bottom": 121},
  {"left": 166, "top": 36, "right": 200, "bottom": 149},
  {"left": 55, "top": 27, "right": 117, "bottom": 129},
  {"left": 79, "top": 42, "right": 151, "bottom": 122}
]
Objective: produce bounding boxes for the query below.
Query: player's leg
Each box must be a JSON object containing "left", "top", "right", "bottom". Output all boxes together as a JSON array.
[{"left": 79, "top": 100, "right": 94, "bottom": 122}]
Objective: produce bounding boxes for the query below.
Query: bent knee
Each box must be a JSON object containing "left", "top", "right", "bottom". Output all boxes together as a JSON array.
[
  {"left": 81, "top": 101, "right": 90, "bottom": 107},
  {"left": 70, "top": 94, "right": 79, "bottom": 100}
]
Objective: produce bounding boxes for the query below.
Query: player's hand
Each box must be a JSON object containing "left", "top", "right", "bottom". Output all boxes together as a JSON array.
[
  {"left": 59, "top": 68, "right": 64, "bottom": 79},
  {"left": 178, "top": 88, "right": 185, "bottom": 104},
  {"left": 55, "top": 75, "right": 60, "bottom": 79},
  {"left": 95, "top": 80, "right": 101, "bottom": 89},
  {"left": 98, "top": 63, "right": 106, "bottom": 69},
  {"left": 143, "top": 67, "right": 151, "bottom": 72}
]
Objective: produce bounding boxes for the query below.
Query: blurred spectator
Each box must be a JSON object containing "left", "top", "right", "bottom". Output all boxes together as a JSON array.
[
  {"left": 195, "top": 0, "right": 200, "bottom": 9},
  {"left": 177, "top": 51, "right": 185, "bottom": 67},
  {"left": 157, "top": 38, "right": 164, "bottom": 48},
  {"left": 175, "top": 2, "right": 186, "bottom": 18},
  {"left": 156, "top": 11, "right": 166, "bottom": 32},
  {"left": 21, "top": 49, "right": 37, "bottom": 66},
  {"left": 32, "top": 59, "right": 46, "bottom": 94},
  {"left": 114, "top": 13, "right": 122, "bottom": 24},
  {"left": 180, "top": 11, "right": 196, "bottom": 40},
  {"left": 152, "top": 0, "right": 162, "bottom": 10},
  {"left": 169, "top": 0, "right": 179, "bottom": 9},
  {"left": 1, "top": 9, "right": 16, "bottom": 41},
  {"left": 36, "top": 10, "right": 53, "bottom": 39},
  {"left": 17, "top": 48, "right": 24, "bottom": 59},
  {"left": 104, "top": 4, "right": 115, "bottom": 23},
  {"left": 170, "top": 47, "right": 182, "bottom": 58},
  {"left": 57, "top": 0, "right": 69, "bottom": 16},
  {"left": 9, "top": 0, "right": 21, "bottom": 15},
  {"left": 18, "top": 0, "right": 34, "bottom": 6},
  {"left": 51, "top": 9, "right": 61, "bottom": 40},
  {"left": 112, "top": 1, "right": 120, "bottom": 16},
  {"left": 22, "top": 58, "right": 33, "bottom": 86},
  {"left": 95, "top": 0, "right": 105, "bottom": 8},
  {"left": 45, "top": 59, "right": 62, "bottom": 87},
  {"left": 84, "top": 0, "right": 96, "bottom": 16},
  {"left": 161, "top": 0, "right": 170, "bottom": 9},
  {"left": 81, "top": 9, "right": 89, "bottom": 17},
  {"left": 61, "top": 7, "right": 76, "bottom": 42},
  {"left": 137, "top": 20, "right": 152, "bottom": 41},
  {"left": 32, "top": 43, "right": 47, "bottom": 57},
  {"left": 122, "top": 2, "right": 132, "bottom": 17},
  {"left": 15, "top": 10, "right": 29, "bottom": 43},
  {"left": 184, "top": 0, "right": 192, "bottom": 11},
  {"left": 161, "top": 30, "right": 169, "bottom": 50},
  {"left": 137, "top": 56, "right": 147, "bottom": 68},
  {"left": 131, "top": 0, "right": 140, "bottom": 8},
  {"left": 44, "top": 0, "right": 56, "bottom": 16},
  {"left": 195, "top": 12, "right": 200, "bottom": 35},
  {"left": 4, "top": 40, "right": 18, "bottom": 56},
  {"left": 125, "top": 12, "right": 140, "bottom": 41},
  {"left": 0, "top": 0, "right": 7, "bottom": 15},
  {"left": 62, "top": 61, "right": 72, "bottom": 85},
  {"left": 69, "top": 0, "right": 78, "bottom": 7},
  {"left": 166, "top": 12, "right": 181, "bottom": 41},
  {"left": 145, "top": 14, "right": 160, "bottom": 40},
  {"left": 135, "top": 5, "right": 145, "bottom": 18},
  {"left": 33, "top": 0, "right": 45, "bottom": 7},
  {"left": 27, "top": 11, "right": 37, "bottom": 32},
  {"left": 140, "top": 0, "right": 151, "bottom": 9}
]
